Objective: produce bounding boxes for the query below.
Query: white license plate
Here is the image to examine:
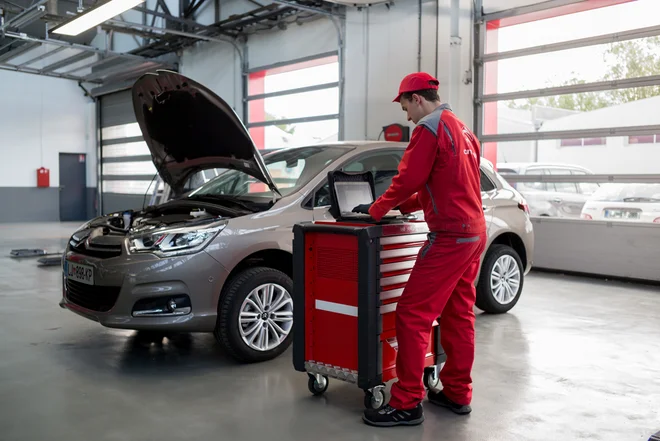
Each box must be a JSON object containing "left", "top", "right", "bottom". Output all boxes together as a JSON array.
[
  {"left": 66, "top": 261, "right": 94, "bottom": 285},
  {"left": 605, "top": 210, "right": 639, "bottom": 219}
]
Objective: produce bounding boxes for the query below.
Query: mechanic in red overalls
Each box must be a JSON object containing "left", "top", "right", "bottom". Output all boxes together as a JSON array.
[{"left": 353, "top": 72, "right": 487, "bottom": 427}]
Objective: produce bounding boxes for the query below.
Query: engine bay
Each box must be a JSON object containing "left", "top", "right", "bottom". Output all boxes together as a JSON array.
[{"left": 131, "top": 206, "right": 222, "bottom": 233}]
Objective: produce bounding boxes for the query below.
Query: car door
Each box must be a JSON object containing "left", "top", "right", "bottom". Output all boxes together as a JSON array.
[
  {"left": 311, "top": 149, "right": 405, "bottom": 221},
  {"left": 480, "top": 169, "right": 496, "bottom": 231},
  {"left": 547, "top": 168, "right": 584, "bottom": 218}
]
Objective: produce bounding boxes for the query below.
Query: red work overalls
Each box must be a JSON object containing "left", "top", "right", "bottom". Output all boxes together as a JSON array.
[{"left": 369, "top": 104, "right": 487, "bottom": 409}]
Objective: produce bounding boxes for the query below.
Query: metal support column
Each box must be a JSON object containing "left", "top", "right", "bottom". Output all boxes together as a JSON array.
[{"left": 472, "top": 0, "right": 484, "bottom": 140}]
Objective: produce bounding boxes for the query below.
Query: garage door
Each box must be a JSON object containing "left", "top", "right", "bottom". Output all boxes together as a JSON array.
[{"left": 99, "top": 90, "right": 158, "bottom": 214}]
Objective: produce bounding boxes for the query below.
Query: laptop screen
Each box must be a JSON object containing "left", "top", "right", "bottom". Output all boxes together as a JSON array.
[{"left": 334, "top": 181, "right": 374, "bottom": 214}]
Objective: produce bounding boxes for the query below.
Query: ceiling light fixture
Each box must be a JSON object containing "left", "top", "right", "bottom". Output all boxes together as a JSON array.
[{"left": 51, "top": 0, "right": 146, "bottom": 36}]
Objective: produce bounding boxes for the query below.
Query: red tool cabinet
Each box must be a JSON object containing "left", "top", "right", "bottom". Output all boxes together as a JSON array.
[{"left": 293, "top": 219, "right": 447, "bottom": 409}]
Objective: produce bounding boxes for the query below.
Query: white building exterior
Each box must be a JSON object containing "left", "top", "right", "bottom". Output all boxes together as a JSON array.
[{"left": 495, "top": 96, "right": 660, "bottom": 174}]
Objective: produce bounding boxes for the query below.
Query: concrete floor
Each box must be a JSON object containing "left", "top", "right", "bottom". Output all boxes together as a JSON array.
[{"left": 1, "top": 222, "right": 659, "bottom": 441}]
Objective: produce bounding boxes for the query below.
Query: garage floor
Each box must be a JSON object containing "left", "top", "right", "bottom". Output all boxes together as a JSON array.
[{"left": 1, "top": 223, "right": 659, "bottom": 441}]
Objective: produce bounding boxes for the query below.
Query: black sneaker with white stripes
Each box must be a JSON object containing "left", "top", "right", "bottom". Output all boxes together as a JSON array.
[
  {"left": 362, "top": 404, "right": 424, "bottom": 427},
  {"left": 427, "top": 390, "right": 472, "bottom": 415}
]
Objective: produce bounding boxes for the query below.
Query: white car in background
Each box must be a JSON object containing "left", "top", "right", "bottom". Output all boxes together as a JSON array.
[
  {"left": 580, "top": 183, "right": 660, "bottom": 223},
  {"left": 496, "top": 162, "right": 599, "bottom": 218}
]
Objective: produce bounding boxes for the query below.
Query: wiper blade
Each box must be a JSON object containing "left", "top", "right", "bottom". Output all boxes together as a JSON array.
[{"left": 623, "top": 197, "right": 660, "bottom": 202}]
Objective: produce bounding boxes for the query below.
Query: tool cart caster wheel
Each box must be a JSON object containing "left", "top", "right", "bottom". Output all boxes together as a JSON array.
[
  {"left": 307, "top": 374, "right": 329, "bottom": 396},
  {"left": 423, "top": 366, "right": 440, "bottom": 391},
  {"left": 364, "top": 385, "right": 386, "bottom": 410}
]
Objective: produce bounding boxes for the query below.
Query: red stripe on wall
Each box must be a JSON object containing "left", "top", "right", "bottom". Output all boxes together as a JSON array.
[
  {"left": 248, "top": 71, "right": 266, "bottom": 150},
  {"left": 483, "top": 27, "right": 499, "bottom": 168}
]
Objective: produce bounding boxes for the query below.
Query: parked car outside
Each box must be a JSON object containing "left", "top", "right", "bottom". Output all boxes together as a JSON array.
[
  {"left": 496, "top": 162, "right": 599, "bottom": 218},
  {"left": 580, "top": 183, "right": 660, "bottom": 223},
  {"left": 60, "top": 71, "right": 534, "bottom": 364}
]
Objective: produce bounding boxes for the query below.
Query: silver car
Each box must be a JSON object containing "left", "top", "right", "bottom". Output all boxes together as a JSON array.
[
  {"left": 497, "top": 162, "right": 599, "bottom": 218},
  {"left": 60, "top": 71, "right": 534, "bottom": 363}
]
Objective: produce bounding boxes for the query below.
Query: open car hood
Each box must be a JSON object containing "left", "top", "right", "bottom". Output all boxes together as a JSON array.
[{"left": 131, "top": 70, "right": 280, "bottom": 197}]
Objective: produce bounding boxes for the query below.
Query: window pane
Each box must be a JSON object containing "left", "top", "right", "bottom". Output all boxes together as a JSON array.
[
  {"left": 267, "top": 159, "right": 308, "bottom": 190},
  {"left": 560, "top": 139, "right": 582, "bottom": 147},
  {"left": 489, "top": 137, "right": 660, "bottom": 174},
  {"left": 249, "top": 88, "right": 339, "bottom": 123},
  {"left": 103, "top": 180, "right": 154, "bottom": 194},
  {"left": 486, "top": 37, "right": 660, "bottom": 94},
  {"left": 266, "top": 62, "right": 338, "bottom": 93},
  {"left": 628, "top": 135, "right": 655, "bottom": 144},
  {"left": 102, "top": 141, "right": 150, "bottom": 158},
  {"left": 486, "top": 0, "right": 660, "bottom": 54},
  {"left": 102, "top": 161, "right": 157, "bottom": 176},
  {"left": 486, "top": 87, "right": 660, "bottom": 135},
  {"left": 583, "top": 138, "right": 606, "bottom": 146},
  {"left": 314, "top": 182, "right": 331, "bottom": 207},
  {"left": 249, "top": 60, "right": 338, "bottom": 95},
  {"left": 554, "top": 182, "right": 578, "bottom": 193},
  {"left": 481, "top": 171, "right": 496, "bottom": 192},
  {"left": 341, "top": 152, "right": 404, "bottom": 197},
  {"left": 101, "top": 123, "right": 142, "bottom": 140},
  {"left": 259, "top": 119, "right": 339, "bottom": 150},
  {"left": 485, "top": 136, "right": 659, "bottom": 220}
]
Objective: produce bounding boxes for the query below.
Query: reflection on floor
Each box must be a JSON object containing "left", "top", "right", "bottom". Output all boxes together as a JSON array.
[{"left": 1, "top": 222, "right": 659, "bottom": 441}]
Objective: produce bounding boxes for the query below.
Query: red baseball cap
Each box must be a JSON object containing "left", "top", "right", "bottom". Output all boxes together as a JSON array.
[{"left": 393, "top": 72, "right": 440, "bottom": 102}]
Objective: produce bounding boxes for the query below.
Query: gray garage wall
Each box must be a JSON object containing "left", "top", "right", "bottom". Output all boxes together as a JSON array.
[
  {"left": 530, "top": 218, "right": 660, "bottom": 283},
  {"left": 343, "top": 0, "right": 475, "bottom": 141},
  {"left": 0, "top": 70, "right": 97, "bottom": 223}
]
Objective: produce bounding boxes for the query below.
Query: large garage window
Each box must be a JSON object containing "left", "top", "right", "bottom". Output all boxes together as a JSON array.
[
  {"left": 246, "top": 53, "right": 340, "bottom": 151},
  {"left": 475, "top": 0, "right": 660, "bottom": 223},
  {"left": 99, "top": 90, "right": 161, "bottom": 213}
]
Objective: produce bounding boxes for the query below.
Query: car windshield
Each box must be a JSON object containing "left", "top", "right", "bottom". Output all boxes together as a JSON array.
[
  {"left": 591, "top": 183, "right": 660, "bottom": 202},
  {"left": 188, "top": 146, "right": 350, "bottom": 200}
]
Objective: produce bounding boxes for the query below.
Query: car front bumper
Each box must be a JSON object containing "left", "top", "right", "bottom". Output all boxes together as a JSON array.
[{"left": 59, "top": 247, "right": 230, "bottom": 333}]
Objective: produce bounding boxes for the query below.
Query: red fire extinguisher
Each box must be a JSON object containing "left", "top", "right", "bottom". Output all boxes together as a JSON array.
[{"left": 37, "top": 168, "right": 50, "bottom": 188}]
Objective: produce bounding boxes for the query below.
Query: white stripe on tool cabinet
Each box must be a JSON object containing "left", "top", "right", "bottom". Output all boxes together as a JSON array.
[
  {"left": 315, "top": 300, "right": 358, "bottom": 317},
  {"left": 380, "top": 260, "right": 416, "bottom": 273},
  {"left": 380, "top": 246, "right": 422, "bottom": 259},
  {"left": 380, "top": 288, "right": 404, "bottom": 301},
  {"left": 380, "top": 303, "right": 397, "bottom": 314},
  {"left": 380, "top": 273, "right": 411, "bottom": 287},
  {"left": 380, "top": 234, "right": 428, "bottom": 246}
]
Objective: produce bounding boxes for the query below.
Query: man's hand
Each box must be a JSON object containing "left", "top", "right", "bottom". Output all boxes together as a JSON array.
[{"left": 352, "top": 203, "right": 373, "bottom": 214}]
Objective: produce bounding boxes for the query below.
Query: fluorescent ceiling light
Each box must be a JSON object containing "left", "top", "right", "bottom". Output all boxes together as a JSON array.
[{"left": 52, "top": 0, "right": 146, "bottom": 36}]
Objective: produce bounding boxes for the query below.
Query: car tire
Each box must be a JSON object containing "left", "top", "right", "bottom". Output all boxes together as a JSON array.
[
  {"left": 475, "top": 244, "right": 524, "bottom": 314},
  {"left": 214, "top": 267, "right": 294, "bottom": 363}
]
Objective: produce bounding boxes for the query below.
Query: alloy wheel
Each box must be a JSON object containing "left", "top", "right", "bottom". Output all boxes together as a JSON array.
[
  {"left": 238, "top": 283, "right": 293, "bottom": 351},
  {"left": 490, "top": 255, "right": 521, "bottom": 305}
]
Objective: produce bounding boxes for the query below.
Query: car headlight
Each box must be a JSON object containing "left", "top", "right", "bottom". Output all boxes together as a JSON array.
[{"left": 128, "top": 222, "right": 227, "bottom": 257}]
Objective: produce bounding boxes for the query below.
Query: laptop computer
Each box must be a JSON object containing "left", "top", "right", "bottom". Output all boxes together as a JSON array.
[{"left": 328, "top": 171, "right": 411, "bottom": 222}]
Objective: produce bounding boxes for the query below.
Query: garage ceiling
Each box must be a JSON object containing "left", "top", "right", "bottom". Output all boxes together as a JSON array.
[{"left": 0, "top": 0, "right": 342, "bottom": 86}]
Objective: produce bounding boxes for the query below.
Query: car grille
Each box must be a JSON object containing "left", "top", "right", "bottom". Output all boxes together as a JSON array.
[
  {"left": 70, "top": 240, "right": 122, "bottom": 258},
  {"left": 65, "top": 279, "right": 121, "bottom": 312}
]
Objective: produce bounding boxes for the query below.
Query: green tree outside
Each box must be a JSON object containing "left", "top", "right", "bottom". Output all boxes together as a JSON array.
[{"left": 507, "top": 36, "right": 660, "bottom": 112}]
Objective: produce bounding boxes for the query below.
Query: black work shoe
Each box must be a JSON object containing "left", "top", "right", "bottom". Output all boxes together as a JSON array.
[
  {"left": 427, "top": 390, "right": 472, "bottom": 415},
  {"left": 362, "top": 404, "right": 424, "bottom": 427}
]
